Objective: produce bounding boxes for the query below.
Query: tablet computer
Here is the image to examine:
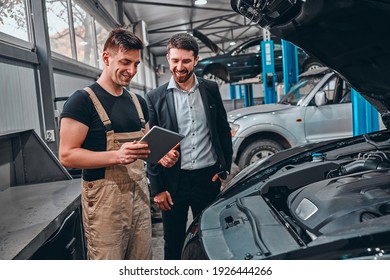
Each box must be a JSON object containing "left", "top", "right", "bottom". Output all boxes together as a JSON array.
[{"left": 139, "top": 126, "right": 184, "bottom": 164}]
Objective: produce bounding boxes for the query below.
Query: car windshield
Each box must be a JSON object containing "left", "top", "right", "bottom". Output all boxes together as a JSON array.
[{"left": 279, "top": 75, "right": 323, "bottom": 105}]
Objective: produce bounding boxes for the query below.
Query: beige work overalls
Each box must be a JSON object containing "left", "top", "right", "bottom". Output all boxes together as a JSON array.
[{"left": 81, "top": 87, "right": 152, "bottom": 260}]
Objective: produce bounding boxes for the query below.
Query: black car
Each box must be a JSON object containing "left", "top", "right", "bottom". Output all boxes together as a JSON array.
[
  {"left": 182, "top": 0, "right": 390, "bottom": 260},
  {"left": 194, "top": 37, "right": 323, "bottom": 83}
]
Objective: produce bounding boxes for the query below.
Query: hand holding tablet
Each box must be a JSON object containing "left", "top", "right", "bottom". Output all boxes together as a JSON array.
[{"left": 138, "top": 126, "right": 184, "bottom": 164}]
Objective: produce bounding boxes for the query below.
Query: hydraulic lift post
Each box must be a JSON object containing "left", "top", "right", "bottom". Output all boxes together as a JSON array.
[
  {"left": 261, "top": 29, "right": 276, "bottom": 104},
  {"left": 281, "top": 39, "right": 299, "bottom": 95},
  {"left": 351, "top": 88, "right": 379, "bottom": 135}
]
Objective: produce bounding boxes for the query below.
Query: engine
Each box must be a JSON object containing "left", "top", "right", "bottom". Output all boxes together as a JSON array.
[{"left": 263, "top": 147, "right": 390, "bottom": 242}]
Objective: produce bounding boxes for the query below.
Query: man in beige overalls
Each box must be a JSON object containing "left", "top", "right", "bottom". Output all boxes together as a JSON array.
[{"left": 59, "top": 28, "right": 179, "bottom": 260}]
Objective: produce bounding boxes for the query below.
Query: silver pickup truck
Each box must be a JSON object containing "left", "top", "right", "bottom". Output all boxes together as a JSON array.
[{"left": 229, "top": 67, "right": 353, "bottom": 169}]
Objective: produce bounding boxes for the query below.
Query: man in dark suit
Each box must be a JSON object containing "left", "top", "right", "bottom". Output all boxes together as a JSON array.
[{"left": 146, "top": 33, "right": 233, "bottom": 260}]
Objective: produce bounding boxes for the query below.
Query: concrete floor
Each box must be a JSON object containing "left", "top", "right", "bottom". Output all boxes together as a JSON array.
[
  {"left": 152, "top": 222, "right": 164, "bottom": 260},
  {"left": 150, "top": 209, "right": 193, "bottom": 260},
  {"left": 151, "top": 209, "right": 164, "bottom": 260},
  {"left": 151, "top": 206, "right": 198, "bottom": 260}
]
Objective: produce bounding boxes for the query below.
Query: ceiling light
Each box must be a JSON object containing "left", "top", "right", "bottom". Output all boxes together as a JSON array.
[
  {"left": 229, "top": 41, "right": 236, "bottom": 46},
  {"left": 195, "top": 0, "right": 207, "bottom": 5}
]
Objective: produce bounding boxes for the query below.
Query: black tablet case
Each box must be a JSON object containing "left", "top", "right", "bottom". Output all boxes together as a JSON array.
[{"left": 139, "top": 126, "right": 184, "bottom": 164}]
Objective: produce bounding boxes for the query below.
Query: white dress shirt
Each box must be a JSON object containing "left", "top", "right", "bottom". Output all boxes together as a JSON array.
[{"left": 167, "top": 76, "right": 217, "bottom": 170}]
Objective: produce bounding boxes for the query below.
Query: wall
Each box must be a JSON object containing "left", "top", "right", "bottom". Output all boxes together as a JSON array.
[{"left": 0, "top": 60, "right": 42, "bottom": 135}]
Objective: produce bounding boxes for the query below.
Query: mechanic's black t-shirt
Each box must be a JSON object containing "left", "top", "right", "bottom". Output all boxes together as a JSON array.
[{"left": 60, "top": 82, "right": 149, "bottom": 181}]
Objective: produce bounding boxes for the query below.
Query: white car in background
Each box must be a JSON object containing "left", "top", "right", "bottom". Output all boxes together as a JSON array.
[{"left": 229, "top": 67, "right": 352, "bottom": 169}]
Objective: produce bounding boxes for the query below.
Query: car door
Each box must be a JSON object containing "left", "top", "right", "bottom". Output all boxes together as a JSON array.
[{"left": 303, "top": 75, "right": 353, "bottom": 143}]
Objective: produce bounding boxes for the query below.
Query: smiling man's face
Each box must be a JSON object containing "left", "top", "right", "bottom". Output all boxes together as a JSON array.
[
  {"left": 103, "top": 48, "right": 141, "bottom": 89},
  {"left": 167, "top": 48, "right": 199, "bottom": 86}
]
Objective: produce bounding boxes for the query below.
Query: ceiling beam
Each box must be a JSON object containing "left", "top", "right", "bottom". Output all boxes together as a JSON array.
[
  {"left": 121, "top": 0, "right": 232, "bottom": 12},
  {"left": 149, "top": 13, "right": 237, "bottom": 33}
]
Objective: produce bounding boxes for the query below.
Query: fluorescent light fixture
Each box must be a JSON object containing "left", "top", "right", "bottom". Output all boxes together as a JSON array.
[
  {"left": 229, "top": 41, "right": 236, "bottom": 46},
  {"left": 195, "top": 0, "right": 207, "bottom": 5}
]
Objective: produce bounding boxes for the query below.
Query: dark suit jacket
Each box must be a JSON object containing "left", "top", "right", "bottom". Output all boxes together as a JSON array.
[{"left": 145, "top": 77, "right": 233, "bottom": 196}]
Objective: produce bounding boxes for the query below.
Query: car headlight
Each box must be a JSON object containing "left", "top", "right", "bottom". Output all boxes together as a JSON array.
[
  {"left": 182, "top": 219, "right": 208, "bottom": 260},
  {"left": 229, "top": 122, "right": 240, "bottom": 137},
  {"left": 181, "top": 238, "right": 207, "bottom": 260},
  {"left": 183, "top": 219, "right": 200, "bottom": 246}
]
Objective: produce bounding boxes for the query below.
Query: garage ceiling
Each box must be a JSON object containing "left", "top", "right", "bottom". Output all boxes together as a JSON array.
[{"left": 122, "top": 0, "right": 264, "bottom": 59}]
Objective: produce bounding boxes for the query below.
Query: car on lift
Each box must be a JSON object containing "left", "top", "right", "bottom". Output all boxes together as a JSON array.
[
  {"left": 230, "top": 66, "right": 352, "bottom": 170},
  {"left": 181, "top": 0, "right": 390, "bottom": 260},
  {"left": 194, "top": 37, "right": 323, "bottom": 83}
]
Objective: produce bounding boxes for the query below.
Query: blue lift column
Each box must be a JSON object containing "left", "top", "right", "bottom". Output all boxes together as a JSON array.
[
  {"left": 351, "top": 88, "right": 379, "bottom": 136},
  {"left": 232, "top": 82, "right": 254, "bottom": 107},
  {"left": 281, "top": 40, "right": 299, "bottom": 94},
  {"left": 261, "top": 29, "right": 276, "bottom": 104},
  {"left": 243, "top": 84, "right": 254, "bottom": 107},
  {"left": 229, "top": 84, "right": 236, "bottom": 100},
  {"left": 238, "top": 84, "right": 244, "bottom": 99}
]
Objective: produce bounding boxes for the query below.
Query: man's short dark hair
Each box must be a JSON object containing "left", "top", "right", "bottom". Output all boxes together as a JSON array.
[
  {"left": 167, "top": 33, "right": 199, "bottom": 57},
  {"left": 104, "top": 28, "right": 144, "bottom": 53}
]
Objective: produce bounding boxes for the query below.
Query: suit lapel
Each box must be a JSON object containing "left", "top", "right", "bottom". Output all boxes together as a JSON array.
[
  {"left": 198, "top": 81, "right": 211, "bottom": 124},
  {"left": 166, "top": 88, "right": 179, "bottom": 132}
]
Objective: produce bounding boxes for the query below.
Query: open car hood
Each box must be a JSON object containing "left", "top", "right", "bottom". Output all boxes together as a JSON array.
[
  {"left": 231, "top": 0, "right": 390, "bottom": 127},
  {"left": 192, "top": 29, "right": 223, "bottom": 55}
]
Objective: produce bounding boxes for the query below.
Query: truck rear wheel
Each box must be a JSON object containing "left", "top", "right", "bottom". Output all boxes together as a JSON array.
[{"left": 238, "top": 139, "right": 283, "bottom": 170}]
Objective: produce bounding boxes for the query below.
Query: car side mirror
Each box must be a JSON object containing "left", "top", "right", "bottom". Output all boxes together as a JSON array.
[{"left": 314, "top": 90, "right": 327, "bottom": 106}]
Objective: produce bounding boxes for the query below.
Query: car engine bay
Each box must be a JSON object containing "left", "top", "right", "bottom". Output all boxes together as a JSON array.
[{"left": 261, "top": 134, "right": 390, "bottom": 245}]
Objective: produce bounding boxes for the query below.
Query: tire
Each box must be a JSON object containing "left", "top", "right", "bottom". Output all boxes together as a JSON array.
[
  {"left": 302, "top": 59, "right": 324, "bottom": 72},
  {"left": 202, "top": 64, "right": 229, "bottom": 84},
  {"left": 203, "top": 73, "right": 225, "bottom": 85},
  {"left": 238, "top": 139, "right": 283, "bottom": 170}
]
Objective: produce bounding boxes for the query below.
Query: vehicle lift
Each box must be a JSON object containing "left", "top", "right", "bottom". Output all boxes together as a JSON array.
[
  {"left": 261, "top": 29, "right": 277, "bottom": 104},
  {"left": 352, "top": 88, "right": 379, "bottom": 135},
  {"left": 281, "top": 39, "right": 299, "bottom": 94},
  {"left": 260, "top": 29, "right": 300, "bottom": 103},
  {"left": 263, "top": 31, "right": 379, "bottom": 135},
  {"left": 229, "top": 78, "right": 254, "bottom": 108},
  {"left": 232, "top": 29, "right": 379, "bottom": 136}
]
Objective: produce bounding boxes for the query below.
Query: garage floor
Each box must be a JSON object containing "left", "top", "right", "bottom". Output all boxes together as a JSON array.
[
  {"left": 151, "top": 210, "right": 193, "bottom": 260},
  {"left": 151, "top": 210, "right": 164, "bottom": 260}
]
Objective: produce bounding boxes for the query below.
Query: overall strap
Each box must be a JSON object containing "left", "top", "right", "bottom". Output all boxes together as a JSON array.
[
  {"left": 128, "top": 91, "right": 146, "bottom": 129},
  {"left": 84, "top": 87, "right": 112, "bottom": 131}
]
